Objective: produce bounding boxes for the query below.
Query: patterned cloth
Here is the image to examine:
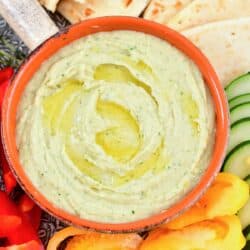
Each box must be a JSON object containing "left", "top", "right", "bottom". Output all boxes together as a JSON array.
[{"left": 0, "top": 12, "right": 69, "bottom": 247}]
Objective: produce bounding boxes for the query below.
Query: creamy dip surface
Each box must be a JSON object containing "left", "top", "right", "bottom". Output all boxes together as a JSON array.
[{"left": 16, "top": 30, "right": 215, "bottom": 223}]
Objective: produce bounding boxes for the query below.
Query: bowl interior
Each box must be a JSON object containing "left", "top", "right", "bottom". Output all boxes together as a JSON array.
[{"left": 1, "top": 16, "right": 229, "bottom": 232}]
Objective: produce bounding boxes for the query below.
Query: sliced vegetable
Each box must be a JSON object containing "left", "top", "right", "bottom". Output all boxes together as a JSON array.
[
  {"left": 0, "top": 67, "right": 16, "bottom": 194},
  {"left": 140, "top": 216, "right": 246, "bottom": 250},
  {"left": 223, "top": 72, "right": 250, "bottom": 248},
  {"left": 0, "top": 79, "right": 10, "bottom": 109},
  {"left": 0, "top": 191, "right": 42, "bottom": 245},
  {"left": 0, "top": 137, "right": 16, "bottom": 194},
  {"left": 225, "top": 72, "right": 250, "bottom": 100},
  {"left": 0, "top": 67, "right": 42, "bottom": 249},
  {"left": 0, "top": 215, "right": 21, "bottom": 237},
  {"left": 3, "top": 171, "right": 17, "bottom": 194},
  {"left": 238, "top": 199, "right": 250, "bottom": 229},
  {"left": 47, "top": 226, "right": 142, "bottom": 250},
  {"left": 163, "top": 173, "right": 249, "bottom": 230},
  {"left": 0, "top": 240, "right": 43, "bottom": 250},
  {"left": 223, "top": 141, "right": 250, "bottom": 178},
  {"left": 17, "top": 195, "right": 35, "bottom": 213},
  {"left": 17, "top": 194, "right": 42, "bottom": 231},
  {"left": 65, "top": 232, "right": 142, "bottom": 250},
  {"left": 227, "top": 118, "right": 250, "bottom": 153},
  {"left": 0, "top": 191, "right": 21, "bottom": 215},
  {"left": 229, "top": 93, "right": 250, "bottom": 109},
  {"left": 0, "top": 67, "right": 13, "bottom": 109},
  {"left": 25, "top": 205, "right": 42, "bottom": 231},
  {"left": 0, "top": 67, "right": 13, "bottom": 83},
  {"left": 230, "top": 102, "right": 250, "bottom": 124},
  {"left": 47, "top": 227, "right": 87, "bottom": 250}
]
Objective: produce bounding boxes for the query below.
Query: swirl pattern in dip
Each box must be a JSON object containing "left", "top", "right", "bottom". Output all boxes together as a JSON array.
[{"left": 16, "top": 31, "right": 215, "bottom": 223}]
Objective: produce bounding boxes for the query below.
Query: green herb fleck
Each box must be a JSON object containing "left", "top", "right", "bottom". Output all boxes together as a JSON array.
[{"left": 129, "top": 46, "right": 136, "bottom": 51}]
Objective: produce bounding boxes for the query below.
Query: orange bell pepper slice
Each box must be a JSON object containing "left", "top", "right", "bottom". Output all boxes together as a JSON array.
[
  {"left": 65, "top": 232, "right": 142, "bottom": 250},
  {"left": 47, "top": 227, "right": 87, "bottom": 250},
  {"left": 164, "top": 173, "right": 249, "bottom": 229}
]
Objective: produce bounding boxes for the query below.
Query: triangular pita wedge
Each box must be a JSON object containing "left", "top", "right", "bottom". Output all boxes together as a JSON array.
[
  {"left": 57, "top": 0, "right": 150, "bottom": 24},
  {"left": 167, "top": 0, "right": 250, "bottom": 31},
  {"left": 183, "top": 18, "right": 250, "bottom": 87},
  {"left": 39, "top": 0, "right": 60, "bottom": 12},
  {"left": 143, "top": 0, "right": 193, "bottom": 24}
]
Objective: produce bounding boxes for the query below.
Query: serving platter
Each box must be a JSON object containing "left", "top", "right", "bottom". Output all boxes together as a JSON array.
[{"left": 0, "top": 0, "right": 250, "bottom": 249}]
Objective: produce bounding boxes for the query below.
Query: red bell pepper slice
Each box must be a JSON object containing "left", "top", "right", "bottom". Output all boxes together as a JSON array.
[
  {"left": 0, "top": 191, "right": 42, "bottom": 245},
  {"left": 0, "top": 125, "right": 17, "bottom": 195},
  {"left": 0, "top": 67, "right": 13, "bottom": 108},
  {"left": 0, "top": 108, "right": 16, "bottom": 194},
  {"left": 0, "top": 240, "right": 44, "bottom": 250},
  {"left": 17, "top": 195, "right": 35, "bottom": 213},
  {"left": 17, "top": 194, "right": 42, "bottom": 230},
  {"left": 0, "top": 67, "right": 13, "bottom": 83},
  {"left": 0, "top": 69, "right": 43, "bottom": 249},
  {"left": 0, "top": 67, "right": 16, "bottom": 194},
  {"left": 0, "top": 79, "right": 10, "bottom": 109},
  {"left": 0, "top": 113, "right": 17, "bottom": 195},
  {"left": 0, "top": 215, "right": 21, "bottom": 237},
  {"left": 0, "top": 145, "right": 17, "bottom": 197},
  {"left": 3, "top": 171, "right": 17, "bottom": 195},
  {"left": 24, "top": 205, "right": 42, "bottom": 231}
]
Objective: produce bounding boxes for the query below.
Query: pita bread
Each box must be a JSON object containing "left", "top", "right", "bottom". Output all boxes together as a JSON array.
[
  {"left": 57, "top": 0, "right": 150, "bottom": 24},
  {"left": 183, "top": 18, "right": 250, "bottom": 87},
  {"left": 143, "top": 0, "right": 193, "bottom": 24},
  {"left": 167, "top": 0, "right": 250, "bottom": 31},
  {"left": 39, "top": 0, "right": 60, "bottom": 12}
]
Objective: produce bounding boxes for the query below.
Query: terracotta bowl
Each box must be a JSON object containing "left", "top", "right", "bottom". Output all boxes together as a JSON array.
[{"left": 1, "top": 16, "right": 229, "bottom": 233}]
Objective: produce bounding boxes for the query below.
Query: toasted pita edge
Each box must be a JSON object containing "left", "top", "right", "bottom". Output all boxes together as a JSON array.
[
  {"left": 39, "top": 0, "right": 60, "bottom": 12},
  {"left": 57, "top": 0, "right": 150, "bottom": 24}
]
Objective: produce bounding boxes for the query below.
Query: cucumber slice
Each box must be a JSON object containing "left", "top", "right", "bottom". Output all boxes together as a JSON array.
[
  {"left": 229, "top": 94, "right": 250, "bottom": 109},
  {"left": 223, "top": 141, "right": 250, "bottom": 178},
  {"left": 225, "top": 72, "right": 250, "bottom": 100},
  {"left": 239, "top": 199, "right": 250, "bottom": 230},
  {"left": 230, "top": 102, "right": 250, "bottom": 124},
  {"left": 228, "top": 118, "right": 250, "bottom": 153}
]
